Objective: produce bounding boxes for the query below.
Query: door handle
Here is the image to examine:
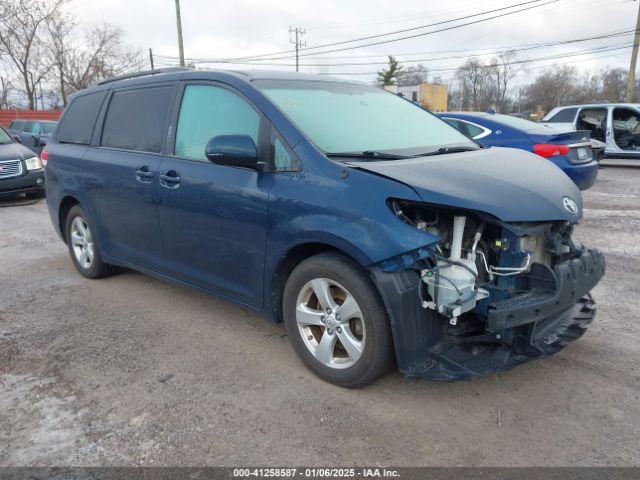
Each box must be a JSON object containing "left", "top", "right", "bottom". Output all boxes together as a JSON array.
[
  {"left": 135, "top": 166, "right": 154, "bottom": 183},
  {"left": 159, "top": 170, "right": 181, "bottom": 189}
]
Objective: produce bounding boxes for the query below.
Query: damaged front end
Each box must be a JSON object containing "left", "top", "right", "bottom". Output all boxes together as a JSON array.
[{"left": 371, "top": 199, "right": 605, "bottom": 381}]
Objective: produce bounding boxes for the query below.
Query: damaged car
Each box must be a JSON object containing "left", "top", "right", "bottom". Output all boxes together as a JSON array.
[{"left": 44, "top": 69, "right": 605, "bottom": 387}]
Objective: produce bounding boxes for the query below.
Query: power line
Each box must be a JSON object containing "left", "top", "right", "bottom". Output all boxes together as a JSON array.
[
  {"left": 152, "top": 44, "right": 633, "bottom": 81},
  {"left": 215, "top": 0, "right": 558, "bottom": 62},
  {"left": 156, "top": 29, "right": 636, "bottom": 68},
  {"left": 298, "top": 44, "right": 634, "bottom": 76},
  {"left": 155, "top": 28, "right": 634, "bottom": 65}
]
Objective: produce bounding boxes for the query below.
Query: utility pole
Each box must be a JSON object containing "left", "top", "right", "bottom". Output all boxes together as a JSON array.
[
  {"left": 626, "top": 0, "right": 640, "bottom": 102},
  {"left": 289, "top": 26, "right": 306, "bottom": 72},
  {"left": 149, "top": 48, "right": 155, "bottom": 71},
  {"left": 174, "top": 0, "right": 185, "bottom": 67}
]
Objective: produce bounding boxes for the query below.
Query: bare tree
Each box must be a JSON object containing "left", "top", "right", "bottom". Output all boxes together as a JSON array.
[
  {"left": 0, "top": 76, "right": 13, "bottom": 108},
  {"left": 600, "top": 68, "right": 627, "bottom": 103},
  {"left": 396, "top": 64, "right": 428, "bottom": 87},
  {"left": 488, "top": 50, "right": 519, "bottom": 112},
  {"left": 457, "top": 58, "right": 492, "bottom": 111},
  {"left": 524, "top": 65, "right": 578, "bottom": 112},
  {"left": 0, "top": 52, "right": 13, "bottom": 107},
  {"left": 0, "top": 0, "right": 67, "bottom": 109},
  {"left": 48, "top": 20, "right": 144, "bottom": 105},
  {"left": 47, "top": 8, "right": 75, "bottom": 106}
]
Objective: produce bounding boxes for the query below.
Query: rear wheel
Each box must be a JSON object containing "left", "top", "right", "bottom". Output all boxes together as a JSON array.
[
  {"left": 283, "top": 252, "right": 394, "bottom": 387},
  {"left": 65, "top": 205, "right": 112, "bottom": 279}
]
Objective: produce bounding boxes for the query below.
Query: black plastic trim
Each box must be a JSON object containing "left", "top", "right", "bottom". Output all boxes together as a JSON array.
[{"left": 487, "top": 249, "right": 605, "bottom": 330}]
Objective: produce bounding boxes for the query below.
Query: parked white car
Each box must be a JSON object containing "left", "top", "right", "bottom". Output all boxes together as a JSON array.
[{"left": 542, "top": 103, "right": 640, "bottom": 159}]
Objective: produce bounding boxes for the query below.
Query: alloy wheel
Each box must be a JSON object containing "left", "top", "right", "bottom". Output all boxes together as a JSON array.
[
  {"left": 295, "top": 278, "right": 366, "bottom": 369},
  {"left": 70, "top": 217, "right": 94, "bottom": 269}
]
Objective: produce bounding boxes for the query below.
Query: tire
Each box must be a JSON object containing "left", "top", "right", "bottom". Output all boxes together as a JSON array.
[
  {"left": 25, "top": 191, "right": 44, "bottom": 200},
  {"left": 65, "top": 205, "right": 112, "bottom": 279},
  {"left": 283, "top": 252, "right": 394, "bottom": 387}
]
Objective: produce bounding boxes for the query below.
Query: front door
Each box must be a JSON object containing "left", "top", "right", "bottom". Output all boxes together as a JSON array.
[
  {"left": 20, "top": 121, "right": 41, "bottom": 153},
  {"left": 84, "top": 84, "right": 176, "bottom": 274},
  {"left": 610, "top": 107, "right": 640, "bottom": 155},
  {"left": 157, "top": 83, "right": 269, "bottom": 307},
  {"left": 576, "top": 107, "right": 608, "bottom": 144}
]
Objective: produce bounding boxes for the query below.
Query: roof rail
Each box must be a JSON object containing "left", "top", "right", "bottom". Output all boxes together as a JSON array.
[{"left": 97, "top": 67, "right": 192, "bottom": 85}]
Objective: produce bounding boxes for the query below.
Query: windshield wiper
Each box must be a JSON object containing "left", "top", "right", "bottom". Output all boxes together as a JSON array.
[
  {"left": 326, "top": 150, "right": 409, "bottom": 160},
  {"left": 414, "top": 146, "right": 481, "bottom": 157}
]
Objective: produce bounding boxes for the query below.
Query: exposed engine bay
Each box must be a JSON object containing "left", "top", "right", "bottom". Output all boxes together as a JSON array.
[
  {"left": 390, "top": 199, "right": 578, "bottom": 320},
  {"left": 376, "top": 199, "right": 605, "bottom": 379}
]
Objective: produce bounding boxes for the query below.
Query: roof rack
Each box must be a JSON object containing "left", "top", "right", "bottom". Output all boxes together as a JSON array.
[{"left": 97, "top": 67, "right": 192, "bottom": 85}]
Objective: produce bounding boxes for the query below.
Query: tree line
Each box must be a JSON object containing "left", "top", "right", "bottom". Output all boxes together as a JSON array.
[
  {"left": 377, "top": 53, "right": 634, "bottom": 115},
  {"left": 1, "top": 2, "right": 635, "bottom": 115},
  {"left": 0, "top": 0, "right": 142, "bottom": 110}
]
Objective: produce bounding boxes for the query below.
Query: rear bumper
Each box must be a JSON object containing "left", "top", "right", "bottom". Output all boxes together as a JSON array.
[
  {"left": 561, "top": 160, "right": 598, "bottom": 190},
  {"left": 0, "top": 169, "right": 45, "bottom": 197},
  {"left": 371, "top": 248, "right": 605, "bottom": 381}
]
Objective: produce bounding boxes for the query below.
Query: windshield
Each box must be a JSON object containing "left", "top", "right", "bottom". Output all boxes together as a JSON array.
[
  {"left": 41, "top": 122, "right": 57, "bottom": 134},
  {"left": 0, "top": 127, "right": 13, "bottom": 144},
  {"left": 255, "top": 80, "right": 476, "bottom": 156}
]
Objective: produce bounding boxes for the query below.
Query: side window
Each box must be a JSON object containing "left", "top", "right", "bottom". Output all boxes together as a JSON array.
[
  {"left": 460, "top": 121, "right": 487, "bottom": 139},
  {"left": 443, "top": 118, "right": 459, "bottom": 129},
  {"left": 443, "top": 118, "right": 470, "bottom": 137},
  {"left": 57, "top": 91, "right": 108, "bottom": 145},
  {"left": 270, "top": 130, "right": 300, "bottom": 172},
  {"left": 22, "top": 121, "right": 34, "bottom": 133},
  {"left": 175, "top": 85, "right": 260, "bottom": 161},
  {"left": 9, "top": 121, "right": 24, "bottom": 131},
  {"left": 546, "top": 107, "right": 578, "bottom": 123},
  {"left": 101, "top": 86, "right": 173, "bottom": 153},
  {"left": 31, "top": 122, "right": 41, "bottom": 135}
]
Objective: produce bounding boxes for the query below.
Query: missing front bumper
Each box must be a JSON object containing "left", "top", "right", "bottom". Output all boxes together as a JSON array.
[
  {"left": 421, "top": 295, "right": 596, "bottom": 380},
  {"left": 487, "top": 249, "right": 605, "bottom": 330},
  {"left": 370, "top": 248, "right": 604, "bottom": 381}
]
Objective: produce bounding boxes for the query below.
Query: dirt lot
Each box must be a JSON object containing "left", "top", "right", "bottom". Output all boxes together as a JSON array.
[{"left": 1, "top": 167, "right": 639, "bottom": 467}]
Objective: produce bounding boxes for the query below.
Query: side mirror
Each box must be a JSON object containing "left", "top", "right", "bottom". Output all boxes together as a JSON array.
[
  {"left": 205, "top": 135, "right": 264, "bottom": 171},
  {"left": 12, "top": 135, "right": 21, "bottom": 143}
]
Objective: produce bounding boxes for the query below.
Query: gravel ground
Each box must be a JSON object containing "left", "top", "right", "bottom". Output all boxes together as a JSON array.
[{"left": 0, "top": 167, "right": 639, "bottom": 467}]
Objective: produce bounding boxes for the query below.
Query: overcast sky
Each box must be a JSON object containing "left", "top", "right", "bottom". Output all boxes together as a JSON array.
[{"left": 70, "top": 0, "right": 638, "bottom": 85}]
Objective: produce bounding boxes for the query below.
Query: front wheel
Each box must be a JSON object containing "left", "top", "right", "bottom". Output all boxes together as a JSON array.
[
  {"left": 283, "top": 252, "right": 394, "bottom": 387},
  {"left": 65, "top": 205, "right": 112, "bottom": 279}
]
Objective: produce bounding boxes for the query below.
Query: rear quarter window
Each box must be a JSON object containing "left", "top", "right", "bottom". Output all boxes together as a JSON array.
[
  {"left": 101, "top": 86, "right": 173, "bottom": 153},
  {"left": 56, "top": 91, "right": 108, "bottom": 145},
  {"left": 546, "top": 107, "right": 578, "bottom": 123}
]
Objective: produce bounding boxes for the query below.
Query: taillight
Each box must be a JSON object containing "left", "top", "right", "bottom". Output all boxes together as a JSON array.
[
  {"left": 533, "top": 144, "right": 570, "bottom": 158},
  {"left": 40, "top": 147, "right": 49, "bottom": 166}
]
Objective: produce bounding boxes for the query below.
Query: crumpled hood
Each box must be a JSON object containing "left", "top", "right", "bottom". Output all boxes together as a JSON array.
[{"left": 350, "top": 147, "right": 583, "bottom": 222}]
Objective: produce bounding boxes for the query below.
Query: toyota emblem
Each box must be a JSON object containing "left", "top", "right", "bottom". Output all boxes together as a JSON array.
[{"left": 562, "top": 196, "right": 579, "bottom": 215}]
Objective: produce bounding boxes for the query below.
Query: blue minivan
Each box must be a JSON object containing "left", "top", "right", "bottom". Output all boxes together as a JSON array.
[{"left": 45, "top": 69, "right": 604, "bottom": 386}]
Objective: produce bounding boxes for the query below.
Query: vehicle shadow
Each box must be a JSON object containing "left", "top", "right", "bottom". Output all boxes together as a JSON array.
[{"left": 0, "top": 194, "right": 44, "bottom": 208}]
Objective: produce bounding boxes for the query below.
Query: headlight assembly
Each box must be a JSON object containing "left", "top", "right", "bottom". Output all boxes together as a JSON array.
[{"left": 24, "top": 156, "right": 43, "bottom": 171}]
